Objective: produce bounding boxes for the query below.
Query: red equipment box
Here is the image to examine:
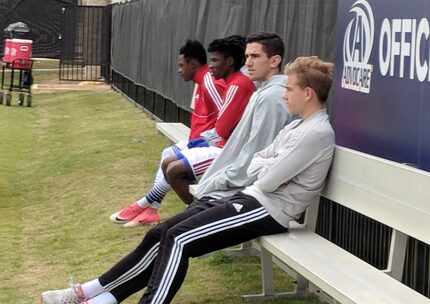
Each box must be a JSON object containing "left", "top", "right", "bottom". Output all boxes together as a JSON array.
[{"left": 3, "top": 38, "right": 32, "bottom": 69}]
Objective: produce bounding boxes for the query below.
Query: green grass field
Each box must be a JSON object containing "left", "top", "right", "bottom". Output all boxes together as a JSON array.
[{"left": 0, "top": 69, "right": 325, "bottom": 304}]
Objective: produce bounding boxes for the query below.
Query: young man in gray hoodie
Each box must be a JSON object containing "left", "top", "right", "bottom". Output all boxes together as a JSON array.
[
  {"left": 168, "top": 32, "right": 295, "bottom": 203},
  {"left": 40, "top": 55, "right": 335, "bottom": 304}
]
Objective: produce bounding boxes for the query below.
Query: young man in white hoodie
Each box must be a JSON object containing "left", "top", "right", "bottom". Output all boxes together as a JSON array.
[{"left": 40, "top": 55, "right": 335, "bottom": 304}]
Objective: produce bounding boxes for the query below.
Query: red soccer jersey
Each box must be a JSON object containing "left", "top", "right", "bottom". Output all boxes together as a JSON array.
[
  {"left": 190, "top": 65, "right": 225, "bottom": 139},
  {"left": 215, "top": 71, "right": 256, "bottom": 147}
]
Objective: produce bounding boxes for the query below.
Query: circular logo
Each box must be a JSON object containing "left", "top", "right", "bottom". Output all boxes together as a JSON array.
[{"left": 343, "top": 0, "right": 375, "bottom": 64}]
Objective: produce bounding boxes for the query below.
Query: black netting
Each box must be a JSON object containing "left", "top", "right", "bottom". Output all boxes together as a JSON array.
[
  {"left": 111, "top": 0, "right": 338, "bottom": 110},
  {"left": 0, "top": 0, "right": 77, "bottom": 58}
]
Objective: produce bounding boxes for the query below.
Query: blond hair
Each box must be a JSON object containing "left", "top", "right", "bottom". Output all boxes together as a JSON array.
[{"left": 284, "top": 56, "right": 334, "bottom": 103}]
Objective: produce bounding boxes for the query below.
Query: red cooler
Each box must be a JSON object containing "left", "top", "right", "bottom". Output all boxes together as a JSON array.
[
  {"left": 3, "top": 39, "right": 12, "bottom": 64},
  {"left": 3, "top": 38, "right": 32, "bottom": 69}
]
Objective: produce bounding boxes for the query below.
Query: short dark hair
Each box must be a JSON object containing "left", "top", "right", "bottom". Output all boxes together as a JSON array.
[
  {"left": 246, "top": 32, "right": 285, "bottom": 62},
  {"left": 179, "top": 39, "right": 207, "bottom": 65},
  {"left": 207, "top": 35, "right": 246, "bottom": 71}
]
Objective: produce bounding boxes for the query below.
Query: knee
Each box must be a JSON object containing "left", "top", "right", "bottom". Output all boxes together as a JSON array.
[
  {"left": 165, "top": 161, "right": 187, "bottom": 184},
  {"left": 161, "top": 145, "right": 175, "bottom": 160},
  {"left": 144, "top": 221, "right": 171, "bottom": 244},
  {"left": 165, "top": 225, "right": 198, "bottom": 257},
  {"left": 145, "top": 223, "right": 164, "bottom": 242},
  {"left": 133, "top": 224, "right": 166, "bottom": 255},
  {"left": 161, "top": 156, "right": 178, "bottom": 179},
  {"left": 164, "top": 224, "right": 184, "bottom": 246}
]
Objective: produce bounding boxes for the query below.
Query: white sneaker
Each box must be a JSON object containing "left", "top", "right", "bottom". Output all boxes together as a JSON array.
[{"left": 40, "top": 284, "right": 87, "bottom": 304}]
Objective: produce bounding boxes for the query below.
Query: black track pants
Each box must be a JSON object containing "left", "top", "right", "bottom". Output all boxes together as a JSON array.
[
  {"left": 137, "top": 192, "right": 288, "bottom": 304},
  {"left": 98, "top": 193, "right": 287, "bottom": 303}
]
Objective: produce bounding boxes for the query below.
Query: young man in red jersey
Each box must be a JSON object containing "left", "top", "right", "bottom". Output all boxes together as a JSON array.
[{"left": 161, "top": 35, "right": 256, "bottom": 205}]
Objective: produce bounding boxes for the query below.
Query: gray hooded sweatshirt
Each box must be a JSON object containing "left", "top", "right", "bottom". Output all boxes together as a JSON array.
[
  {"left": 243, "top": 109, "right": 335, "bottom": 228},
  {"left": 196, "top": 74, "right": 294, "bottom": 199}
]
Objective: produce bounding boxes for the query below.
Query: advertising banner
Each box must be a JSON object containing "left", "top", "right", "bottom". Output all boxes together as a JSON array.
[{"left": 333, "top": 0, "right": 430, "bottom": 171}]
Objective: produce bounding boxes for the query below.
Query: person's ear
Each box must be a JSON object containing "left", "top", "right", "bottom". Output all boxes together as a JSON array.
[
  {"left": 305, "top": 87, "right": 315, "bottom": 102},
  {"left": 187, "top": 58, "right": 196, "bottom": 67},
  {"left": 270, "top": 55, "right": 282, "bottom": 69},
  {"left": 226, "top": 57, "right": 234, "bottom": 68},
  {"left": 188, "top": 58, "right": 200, "bottom": 71}
]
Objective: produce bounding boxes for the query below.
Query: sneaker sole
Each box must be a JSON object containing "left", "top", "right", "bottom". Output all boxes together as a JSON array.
[
  {"left": 110, "top": 212, "right": 129, "bottom": 224},
  {"left": 123, "top": 220, "right": 160, "bottom": 228}
]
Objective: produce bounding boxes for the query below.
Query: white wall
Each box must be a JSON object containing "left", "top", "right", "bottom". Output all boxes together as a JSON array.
[{"left": 79, "top": 0, "right": 111, "bottom": 5}]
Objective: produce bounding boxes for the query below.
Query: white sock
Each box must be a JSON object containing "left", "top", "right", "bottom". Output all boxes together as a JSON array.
[
  {"left": 150, "top": 201, "right": 160, "bottom": 209},
  {"left": 87, "top": 291, "right": 118, "bottom": 304},
  {"left": 136, "top": 196, "right": 149, "bottom": 208},
  {"left": 80, "top": 279, "right": 105, "bottom": 299}
]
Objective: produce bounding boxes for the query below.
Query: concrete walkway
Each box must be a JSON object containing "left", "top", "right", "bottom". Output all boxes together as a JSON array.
[{"left": 31, "top": 82, "right": 112, "bottom": 93}]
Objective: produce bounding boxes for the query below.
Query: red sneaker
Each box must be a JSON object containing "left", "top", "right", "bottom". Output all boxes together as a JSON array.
[
  {"left": 123, "top": 207, "right": 160, "bottom": 227},
  {"left": 110, "top": 202, "right": 146, "bottom": 223}
]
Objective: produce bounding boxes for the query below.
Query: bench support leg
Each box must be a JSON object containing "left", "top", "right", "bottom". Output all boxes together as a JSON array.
[
  {"left": 242, "top": 247, "right": 310, "bottom": 302},
  {"left": 304, "top": 197, "right": 320, "bottom": 232},
  {"left": 384, "top": 229, "right": 408, "bottom": 281}
]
